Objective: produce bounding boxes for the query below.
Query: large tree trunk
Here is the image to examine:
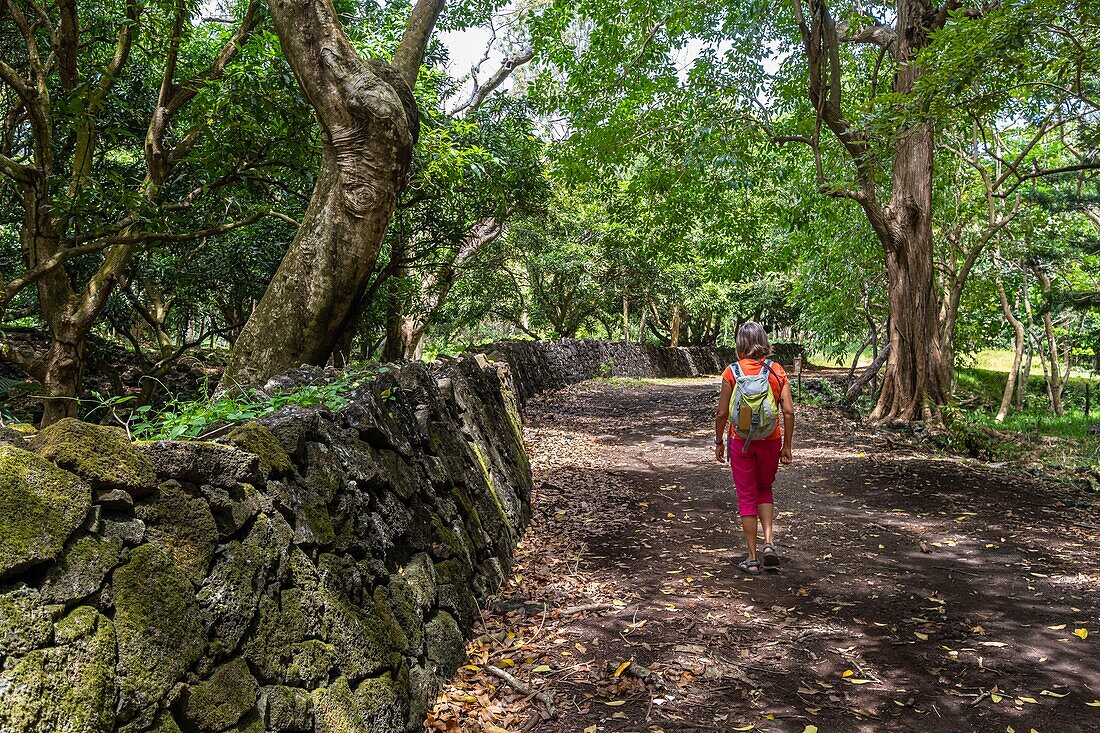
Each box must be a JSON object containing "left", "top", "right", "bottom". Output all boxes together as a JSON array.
[
  {"left": 796, "top": 0, "right": 950, "bottom": 423},
  {"left": 222, "top": 0, "right": 442, "bottom": 387},
  {"left": 868, "top": 1, "right": 949, "bottom": 422},
  {"left": 871, "top": 125, "right": 950, "bottom": 422}
]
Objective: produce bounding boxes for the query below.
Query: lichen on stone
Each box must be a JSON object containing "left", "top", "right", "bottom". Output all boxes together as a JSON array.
[
  {"left": 228, "top": 422, "right": 294, "bottom": 476},
  {"left": 136, "top": 481, "right": 219, "bottom": 585},
  {"left": 311, "top": 677, "right": 364, "bottom": 733},
  {"left": 424, "top": 610, "right": 466, "bottom": 675},
  {"left": 0, "top": 606, "right": 117, "bottom": 733},
  {"left": 197, "top": 513, "right": 290, "bottom": 653},
  {"left": 264, "top": 685, "right": 314, "bottom": 732},
  {"left": 0, "top": 445, "right": 92, "bottom": 579},
  {"left": 29, "top": 418, "right": 156, "bottom": 495},
  {"left": 113, "top": 543, "right": 205, "bottom": 720},
  {"left": 178, "top": 657, "right": 259, "bottom": 732},
  {"left": 355, "top": 669, "right": 410, "bottom": 733},
  {"left": 0, "top": 587, "right": 53, "bottom": 656},
  {"left": 41, "top": 533, "right": 123, "bottom": 605}
]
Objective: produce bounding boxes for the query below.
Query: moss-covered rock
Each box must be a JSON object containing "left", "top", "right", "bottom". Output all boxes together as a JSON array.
[
  {"left": 113, "top": 543, "right": 205, "bottom": 721},
  {"left": 146, "top": 711, "right": 184, "bottom": 733},
  {"left": 29, "top": 418, "right": 156, "bottom": 495},
  {"left": 311, "top": 677, "right": 364, "bottom": 733},
  {"left": 178, "top": 658, "right": 259, "bottom": 732},
  {"left": 433, "top": 557, "right": 478, "bottom": 629},
  {"left": 137, "top": 481, "right": 218, "bottom": 585},
  {"left": 0, "top": 587, "right": 53, "bottom": 656},
  {"left": 0, "top": 445, "right": 91, "bottom": 579},
  {"left": 355, "top": 669, "right": 410, "bottom": 733},
  {"left": 137, "top": 439, "right": 261, "bottom": 488},
  {"left": 298, "top": 497, "right": 336, "bottom": 547},
  {"left": 424, "top": 611, "right": 466, "bottom": 676},
  {"left": 228, "top": 422, "right": 294, "bottom": 476},
  {"left": 0, "top": 606, "right": 117, "bottom": 733},
  {"left": 264, "top": 685, "right": 314, "bottom": 732},
  {"left": 0, "top": 425, "right": 27, "bottom": 447},
  {"left": 41, "top": 533, "right": 123, "bottom": 605},
  {"left": 311, "top": 560, "right": 405, "bottom": 681},
  {"left": 197, "top": 513, "right": 290, "bottom": 653},
  {"left": 381, "top": 577, "right": 424, "bottom": 655},
  {"left": 242, "top": 587, "right": 308, "bottom": 684},
  {"left": 399, "top": 553, "right": 437, "bottom": 609},
  {"left": 286, "top": 639, "right": 339, "bottom": 688}
]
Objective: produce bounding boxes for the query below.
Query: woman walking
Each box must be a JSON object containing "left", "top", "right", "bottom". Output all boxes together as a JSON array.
[{"left": 714, "top": 322, "right": 796, "bottom": 575}]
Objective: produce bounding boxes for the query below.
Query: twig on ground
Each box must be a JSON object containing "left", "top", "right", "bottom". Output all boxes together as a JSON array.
[
  {"left": 487, "top": 665, "right": 557, "bottom": 719},
  {"left": 969, "top": 689, "right": 992, "bottom": 707},
  {"left": 559, "top": 602, "right": 617, "bottom": 617}
]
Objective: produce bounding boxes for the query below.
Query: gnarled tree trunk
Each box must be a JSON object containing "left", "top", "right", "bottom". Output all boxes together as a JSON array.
[
  {"left": 793, "top": 0, "right": 951, "bottom": 423},
  {"left": 872, "top": 122, "right": 950, "bottom": 421},
  {"left": 222, "top": 0, "right": 444, "bottom": 386}
]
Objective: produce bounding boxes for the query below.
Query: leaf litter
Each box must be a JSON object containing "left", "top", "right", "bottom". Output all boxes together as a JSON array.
[{"left": 426, "top": 377, "right": 1100, "bottom": 732}]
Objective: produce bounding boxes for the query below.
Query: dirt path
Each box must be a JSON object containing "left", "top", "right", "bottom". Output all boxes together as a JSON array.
[{"left": 428, "top": 378, "right": 1100, "bottom": 733}]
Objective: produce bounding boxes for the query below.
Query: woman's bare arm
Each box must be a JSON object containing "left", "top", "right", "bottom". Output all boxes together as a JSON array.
[
  {"left": 780, "top": 381, "right": 795, "bottom": 464},
  {"left": 715, "top": 378, "right": 733, "bottom": 462}
]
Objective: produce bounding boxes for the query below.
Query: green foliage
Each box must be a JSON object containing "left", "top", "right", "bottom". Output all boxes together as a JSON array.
[{"left": 81, "top": 365, "right": 391, "bottom": 441}]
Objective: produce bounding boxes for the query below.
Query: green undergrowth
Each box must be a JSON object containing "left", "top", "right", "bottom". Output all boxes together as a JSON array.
[
  {"left": 943, "top": 367, "right": 1099, "bottom": 473},
  {"left": 87, "top": 364, "right": 390, "bottom": 441}
]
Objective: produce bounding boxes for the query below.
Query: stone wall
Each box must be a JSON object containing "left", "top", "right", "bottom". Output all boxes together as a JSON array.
[
  {"left": 470, "top": 339, "right": 801, "bottom": 403},
  {"left": 0, "top": 356, "right": 530, "bottom": 733}
]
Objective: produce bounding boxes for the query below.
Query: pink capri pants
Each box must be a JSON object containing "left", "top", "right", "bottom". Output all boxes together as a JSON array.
[{"left": 729, "top": 437, "right": 781, "bottom": 517}]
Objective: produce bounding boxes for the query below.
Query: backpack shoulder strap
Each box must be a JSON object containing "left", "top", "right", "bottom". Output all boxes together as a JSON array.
[
  {"left": 730, "top": 362, "right": 743, "bottom": 379},
  {"left": 760, "top": 359, "right": 773, "bottom": 377}
]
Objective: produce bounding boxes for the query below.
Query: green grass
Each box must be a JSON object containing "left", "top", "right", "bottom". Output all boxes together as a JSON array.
[{"left": 946, "top": 366, "right": 1100, "bottom": 475}]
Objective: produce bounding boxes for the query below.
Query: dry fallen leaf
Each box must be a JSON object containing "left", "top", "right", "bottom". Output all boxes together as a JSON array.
[
  {"left": 605, "top": 700, "right": 626, "bottom": 707},
  {"left": 914, "top": 632, "right": 928, "bottom": 640},
  {"left": 1039, "top": 690, "right": 1067, "bottom": 698},
  {"left": 844, "top": 678, "right": 873, "bottom": 685},
  {"left": 803, "top": 726, "right": 819, "bottom": 733},
  {"left": 841, "top": 669, "right": 854, "bottom": 677},
  {"left": 1073, "top": 628, "right": 1088, "bottom": 639},
  {"left": 1086, "top": 700, "right": 1100, "bottom": 707},
  {"left": 614, "top": 660, "right": 632, "bottom": 677}
]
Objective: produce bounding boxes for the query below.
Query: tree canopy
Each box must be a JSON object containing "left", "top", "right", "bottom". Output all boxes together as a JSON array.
[{"left": 1, "top": 0, "right": 1097, "bottom": 425}]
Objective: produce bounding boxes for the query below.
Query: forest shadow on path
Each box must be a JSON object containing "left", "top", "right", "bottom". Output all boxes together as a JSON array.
[{"left": 428, "top": 378, "right": 1100, "bottom": 733}]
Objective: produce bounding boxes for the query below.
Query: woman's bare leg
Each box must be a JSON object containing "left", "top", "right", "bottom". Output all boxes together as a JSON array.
[
  {"left": 741, "top": 515, "right": 759, "bottom": 560},
  {"left": 758, "top": 503, "right": 775, "bottom": 546}
]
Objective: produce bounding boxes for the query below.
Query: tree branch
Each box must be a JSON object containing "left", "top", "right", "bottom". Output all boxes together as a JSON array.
[
  {"left": 451, "top": 46, "right": 534, "bottom": 116},
  {"left": 2, "top": 211, "right": 273, "bottom": 306},
  {"left": 392, "top": 0, "right": 446, "bottom": 88},
  {"left": 838, "top": 21, "right": 896, "bottom": 52},
  {"left": 0, "top": 150, "right": 34, "bottom": 182}
]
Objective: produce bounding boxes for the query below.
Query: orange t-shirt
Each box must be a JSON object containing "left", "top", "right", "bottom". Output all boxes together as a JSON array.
[{"left": 722, "top": 358, "right": 789, "bottom": 441}]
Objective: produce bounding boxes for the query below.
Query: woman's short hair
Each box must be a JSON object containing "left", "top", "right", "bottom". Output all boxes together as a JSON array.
[{"left": 736, "top": 322, "right": 771, "bottom": 359}]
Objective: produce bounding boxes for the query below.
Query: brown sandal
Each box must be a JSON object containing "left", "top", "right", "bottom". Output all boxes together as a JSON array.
[{"left": 739, "top": 558, "right": 763, "bottom": 575}]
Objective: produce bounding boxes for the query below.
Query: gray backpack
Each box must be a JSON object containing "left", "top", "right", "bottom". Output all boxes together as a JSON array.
[{"left": 728, "top": 360, "right": 779, "bottom": 451}]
